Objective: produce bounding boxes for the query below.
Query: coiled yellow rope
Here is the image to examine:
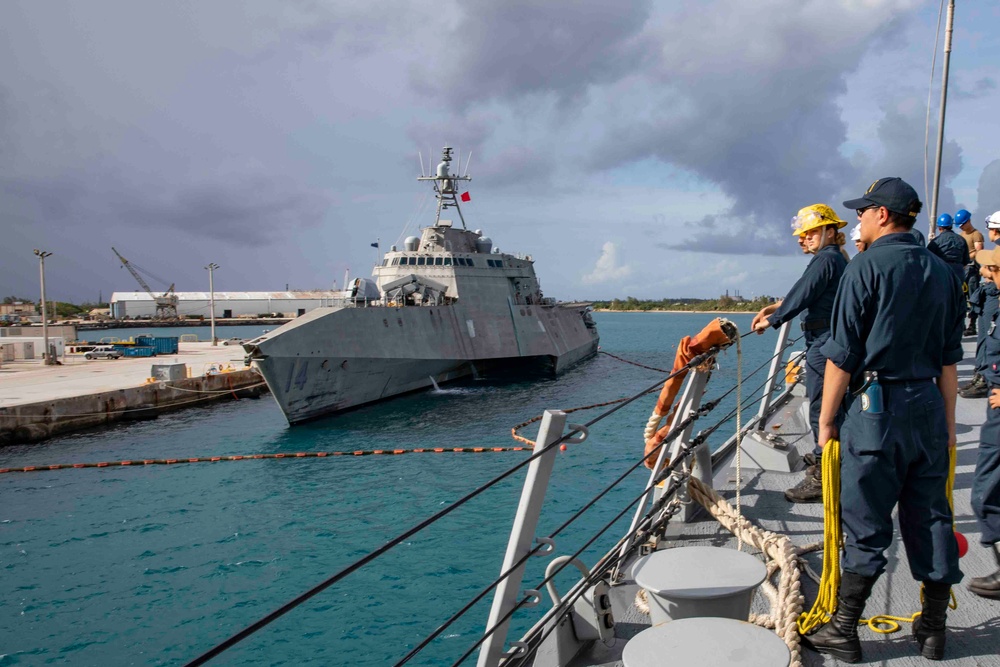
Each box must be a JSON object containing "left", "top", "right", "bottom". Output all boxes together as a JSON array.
[
  {"left": 796, "top": 438, "right": 842, "bottom": 635},
  {"left": 797, "top": 439, "right": 959, "bottom": 636}
]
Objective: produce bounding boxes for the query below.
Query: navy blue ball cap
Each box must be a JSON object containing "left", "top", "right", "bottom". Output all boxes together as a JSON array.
[{"left": 843, "top": 177, "right": 921, "bottom": 218}]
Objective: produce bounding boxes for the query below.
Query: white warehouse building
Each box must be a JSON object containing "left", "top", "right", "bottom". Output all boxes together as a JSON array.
[{"left": 110, "top": 291, "right": 341, "bottom": 319}]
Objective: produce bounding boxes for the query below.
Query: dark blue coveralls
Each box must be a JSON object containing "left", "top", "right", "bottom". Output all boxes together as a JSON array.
[
  {"left": 974, "top": 303, "right": 1000, "bottom": 546},
  {"left": 929, "top": 229, "right": 971, "bottom": 303},
  {"left": 971, "top": 282, "right": 1000, "bottom": 376},
  {"left": 822, "top": 233, "right": 965, "bottom": 584},
  {"left": 766, "top": 244, "right": 847, "bottom": 454}
]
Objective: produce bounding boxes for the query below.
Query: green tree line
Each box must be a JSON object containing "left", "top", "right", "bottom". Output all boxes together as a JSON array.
[{"left": 592, "top": 295, "right": 777, "bottom": 312}]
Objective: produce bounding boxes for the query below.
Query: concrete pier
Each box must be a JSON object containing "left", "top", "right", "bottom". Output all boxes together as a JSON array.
[{"left": 0, "top": 342, "right": 268, "bottom": 445}]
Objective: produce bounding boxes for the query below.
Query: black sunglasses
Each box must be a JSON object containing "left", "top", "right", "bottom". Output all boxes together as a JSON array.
[{"left": 856, "top": 205, "right": 879, "bottom": 217}]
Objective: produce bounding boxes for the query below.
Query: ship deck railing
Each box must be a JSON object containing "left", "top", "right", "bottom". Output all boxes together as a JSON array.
[
  {"left": 184, "top": 322, "right": 998, "bottom": 667},
  {"left": 480, "top": 327, "right": 999, "bottom": 667}
]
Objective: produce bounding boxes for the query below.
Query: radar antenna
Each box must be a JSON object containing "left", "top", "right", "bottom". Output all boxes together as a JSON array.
[{"left": 417, "top": 146, "right": 472, "bottom": 229}]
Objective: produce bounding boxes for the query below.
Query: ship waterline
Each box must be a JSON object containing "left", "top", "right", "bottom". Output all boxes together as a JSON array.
[{"left": 249, "top": 301, "right": 599, "bottom": 424}]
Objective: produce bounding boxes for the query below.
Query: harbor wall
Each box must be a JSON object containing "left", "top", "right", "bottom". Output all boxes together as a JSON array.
[{"left": 0, "top": 369, "right": 268, "bottom": 446}]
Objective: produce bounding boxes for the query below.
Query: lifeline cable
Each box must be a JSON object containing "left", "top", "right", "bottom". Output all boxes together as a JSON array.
[
  {"left": 181, "top": 333, "right": 794, "bottom": 665},
  {"left": 181, "top": 434, "right": 566, "bottom": 667},
  {"left": 182, "top": 351, "right": 713, "bottom": 666},
  {"left": 500, "top": 417, "right": 725, "bottom": 667},
  {"left": 457, "top": 446, "right": 694, "bottom": 667}
]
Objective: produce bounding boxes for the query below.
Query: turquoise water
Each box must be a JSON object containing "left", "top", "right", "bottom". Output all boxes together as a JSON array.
[{"left": 0, "top": 313, "right": 794, "bottom": 666}]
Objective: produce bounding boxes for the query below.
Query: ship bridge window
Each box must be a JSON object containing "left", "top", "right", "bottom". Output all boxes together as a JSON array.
[
  {"left": 417, "top": 257, "right": 426, "bottom": 266},
  {"left": 434, "top": 257, "right": 443, "bottom": 266},
  {"left": 467, "top": 258, "right": 475, "bottom": 267},
  {"left": 381, "top": 259, "right": 388, "bottom": 266},
  {"left": 407, "top": 257, "right": 417, "bottom": 265},
  {"left": 444, "top": 257, "right": 452, "bottom": 266}
]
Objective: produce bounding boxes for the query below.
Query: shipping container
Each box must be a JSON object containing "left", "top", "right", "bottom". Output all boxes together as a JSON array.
[
  {"left": 122, "top": 346, "right": 156, "bottom": 357},
  {"left": 136, "top": 336, "right": 179, "bottom": 355}
]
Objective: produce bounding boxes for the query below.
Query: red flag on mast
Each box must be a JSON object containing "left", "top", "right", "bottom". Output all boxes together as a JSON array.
[{"left": 460, "top": 191, "right": 471, "bottom": 202}]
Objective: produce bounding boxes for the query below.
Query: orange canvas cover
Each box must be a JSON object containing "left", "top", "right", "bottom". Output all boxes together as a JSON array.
[{"left": 643, "top": 318, "right": 733, "bottom": 468}]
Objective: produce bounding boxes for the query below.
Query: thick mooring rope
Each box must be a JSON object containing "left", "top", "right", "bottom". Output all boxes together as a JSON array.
[{"left": 687, "top": 476, "right": 806, "bottom": 667}]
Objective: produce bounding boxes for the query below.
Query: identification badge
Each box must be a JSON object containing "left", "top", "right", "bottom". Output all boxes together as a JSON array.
[{"left": 860, "top": 372, "right": 884, "bottom": 414}]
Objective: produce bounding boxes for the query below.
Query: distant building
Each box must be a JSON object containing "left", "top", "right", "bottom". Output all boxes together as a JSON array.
[
  {"left": 0, "top": 302, "right": 37, "bottom": 316},
  {"left": 109, "top": 291, "right": 342, "bottom": 319}
]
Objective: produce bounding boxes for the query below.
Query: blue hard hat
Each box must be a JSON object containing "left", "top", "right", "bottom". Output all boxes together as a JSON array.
[
  {"left": 937, "top": 213, "right": 954, "bottom": 228},
  {"left": 955, "top": 209, "right": 971, "bottom": 226}
]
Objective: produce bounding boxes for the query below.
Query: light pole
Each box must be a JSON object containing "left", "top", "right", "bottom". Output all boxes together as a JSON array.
[
  {"left": 33, "top": 249, "right": 54, "bottom": 365},
  {"left": 205, "top": 263, "right": 219, "bottom": 345}
]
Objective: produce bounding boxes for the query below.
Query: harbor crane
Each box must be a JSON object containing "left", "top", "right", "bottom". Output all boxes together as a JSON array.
[{"left": 111, "top": 247, "right": 179, "bottom": 320}]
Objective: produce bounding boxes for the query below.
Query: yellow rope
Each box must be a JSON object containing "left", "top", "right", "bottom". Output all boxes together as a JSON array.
[
  {"left": 796, "top": 438, "right": 842, "bottom": 635},
  {"left": 797, "top": 439, "right": 960, "bottom": 636},
  {"left": 946, "top": 444, "right": 957, "bottom": 515}
]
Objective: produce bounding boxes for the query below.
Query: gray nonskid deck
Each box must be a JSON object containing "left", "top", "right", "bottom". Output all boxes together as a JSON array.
[{"left": 573, "top": 337, "right": 1000, "bottom": 667}]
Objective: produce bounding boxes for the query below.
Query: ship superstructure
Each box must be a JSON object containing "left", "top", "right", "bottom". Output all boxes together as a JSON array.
[{"left": 244, "top": 147, "right": 599, "bottom": 424}]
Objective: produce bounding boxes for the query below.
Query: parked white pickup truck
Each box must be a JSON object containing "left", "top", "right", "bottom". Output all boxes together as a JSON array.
[{"left": 85, "top": 346, "right": 123, "bottom": 360}]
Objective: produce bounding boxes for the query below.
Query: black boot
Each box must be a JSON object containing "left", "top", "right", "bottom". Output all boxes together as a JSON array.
[
  {"left": 785, "top": 464, "right": 823, "bottom": 503},
  {"left": 913, "top": 581, "right": 951, "bottom": 660},
  {"left": 960, "top": 374, "right": 989, "bottom": 398},
  {"left": 964, "top": 319, "right": 977, "bottom": 336},
  {"left": 960, "top": 372, "right": 982, "bottom": 391},
  {"left": 967, "top": 543, "right": 1000, "bottom": 600},
  {"left": 801, "top": 572, "right": 878, "bottom": 663}
]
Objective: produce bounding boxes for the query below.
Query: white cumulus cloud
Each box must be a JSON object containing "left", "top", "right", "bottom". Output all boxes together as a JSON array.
[{"left": 582, "top": 241, "right": 632, "bottom": 285}]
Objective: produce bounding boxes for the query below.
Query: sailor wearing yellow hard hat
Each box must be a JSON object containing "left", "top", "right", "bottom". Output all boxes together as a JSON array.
[{"left": 752, "top": 204, "right": 849, "bottom": 502}]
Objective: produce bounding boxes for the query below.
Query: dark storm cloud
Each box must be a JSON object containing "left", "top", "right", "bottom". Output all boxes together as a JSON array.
[
  {"left": 0, "top": 164, "right": 330, "bottom": 246},
  {"left": 405, "top": 1, "right": 931, "bottom": 255},
  {"left": 599, "top": 1, "right": 898, "bottom": 254},
  {"left": 411, "top": 0, "right": 655, "bottom": 109},
  {"left": 115, "top": 173, "right": 332, "bottom": 246},
  {"left": 975, "top": 159, "right": 1000, "bottom": 222},
  {"left": 851, "top": 102, "right": 962, "bottom": 223}
]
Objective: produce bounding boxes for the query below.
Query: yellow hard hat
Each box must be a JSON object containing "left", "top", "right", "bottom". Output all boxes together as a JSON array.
[{"left": 791, "top": 204, "right": 848, "bottom": 236}]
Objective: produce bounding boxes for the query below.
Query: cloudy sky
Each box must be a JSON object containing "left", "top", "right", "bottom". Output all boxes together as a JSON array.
[{"left": 3, "top": 0, "right": 999, "bottom": 304}]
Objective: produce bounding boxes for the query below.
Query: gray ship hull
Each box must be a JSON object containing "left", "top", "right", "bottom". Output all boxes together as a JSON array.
[{"left": 246, "top": 301, "right": 598, "bottom": 424}]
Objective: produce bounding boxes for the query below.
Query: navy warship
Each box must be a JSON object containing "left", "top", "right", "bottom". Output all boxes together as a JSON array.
[{"left": 244, "top": 147, "right": 599, "bottom": 424}]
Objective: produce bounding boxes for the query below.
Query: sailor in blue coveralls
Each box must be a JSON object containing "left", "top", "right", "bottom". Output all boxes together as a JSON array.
[
  {"left": 928, "top": 212, "right": 970, "bottom": 296},
  {"left": 801, "top": 178, "right": 964, "bottom": 663},
  {"left": 968, "top": 239, "right": 1000, "bottom": 600},
  {"left": 960, "top": 214, "right": 1000, "bottom": 399},
  {"left": 751, "top": 204, "right": 848, "bottom": 503}
]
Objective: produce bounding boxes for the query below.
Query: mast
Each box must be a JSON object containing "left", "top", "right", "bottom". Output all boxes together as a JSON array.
[
  {"left": 930, "top": 0, "right": 955, "bottom": 237},
  {"left": 417, "top": 146, "right": 472, "bottom": 229}
]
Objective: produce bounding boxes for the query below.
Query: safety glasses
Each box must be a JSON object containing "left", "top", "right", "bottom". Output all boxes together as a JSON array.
[{"left": 791, "top": 211, "right": 826, "bottom": 231}]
